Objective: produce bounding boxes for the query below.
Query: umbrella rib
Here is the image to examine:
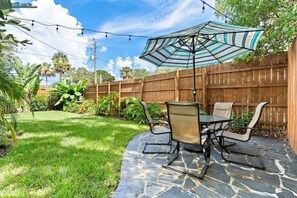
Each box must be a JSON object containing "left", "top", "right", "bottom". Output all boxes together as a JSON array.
[
  {"left": 154, "top": 37, "right": 192, "bottom": 67},
  {"left": 198, "top": 34, "right": 255, "bottom": 51},
  {"left": 195, "top": 37, "right": 222, "bottom": 64}
]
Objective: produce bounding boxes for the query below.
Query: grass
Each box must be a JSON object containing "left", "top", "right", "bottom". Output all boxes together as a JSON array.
[{"left": 0, "top": 111, "right": 148, "bottom": 197}]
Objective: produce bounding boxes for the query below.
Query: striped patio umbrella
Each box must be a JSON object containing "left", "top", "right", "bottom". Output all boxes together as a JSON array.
[{"left": 139, "top": 21, "right": 263, "bottom": 101}]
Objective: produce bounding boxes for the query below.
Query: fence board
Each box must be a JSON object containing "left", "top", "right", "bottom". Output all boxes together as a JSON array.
[
  {"left": 84, "top": 53, "right": 288, "bottom": 129},
  {"left": 288, "top": 37, "right": 297, "bottom": 154}
]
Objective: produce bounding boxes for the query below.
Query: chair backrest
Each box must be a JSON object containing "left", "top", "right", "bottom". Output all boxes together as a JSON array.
[
  {"left": 166, "top": 102, "right": 202, "bottom": 145},
  {"left": 244, "top": 102, "right": 269, "bottom": 140},
  {"left": 213, "top": 102, "right": 234, "bottom": 129},
  {"left": 213, "top": 102, "right": 234, "bottom": 118},
  {"left": 140, "top": 102, "right": 154, "bottom": 130}
]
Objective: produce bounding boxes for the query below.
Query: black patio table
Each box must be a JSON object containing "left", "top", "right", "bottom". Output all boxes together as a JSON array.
[{"left": 183, "top": 115, "right": 232, "bottom": 152}]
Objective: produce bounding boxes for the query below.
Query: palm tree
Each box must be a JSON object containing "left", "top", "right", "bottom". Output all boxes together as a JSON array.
[
  {"left": 52, "top": 51, "right": 71, "bottom": 81},
  {"left": 38, "top": 62, "right": 55, "bottom": 87},
  {"left": 120, "top": 66, "right": 133, "bottom": 80}
]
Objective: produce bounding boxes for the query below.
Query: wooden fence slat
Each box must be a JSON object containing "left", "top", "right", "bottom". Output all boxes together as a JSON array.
[{"left": 83, "top": 53, "right": 289, "bottom": 129}]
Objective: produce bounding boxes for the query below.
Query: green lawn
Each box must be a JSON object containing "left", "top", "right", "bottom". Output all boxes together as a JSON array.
[{"left": 0, "top": 111, "right": 148, "bottom": 197}]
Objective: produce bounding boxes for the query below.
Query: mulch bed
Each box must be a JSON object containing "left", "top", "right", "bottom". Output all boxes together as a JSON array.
[{"left": 0, "top": 145, "right": 12, "bottom": 158}]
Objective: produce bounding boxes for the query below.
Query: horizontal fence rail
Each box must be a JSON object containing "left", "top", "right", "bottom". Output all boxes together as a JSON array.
[{"left": 85, "top": 54, "right": 288, "bottom": 129}]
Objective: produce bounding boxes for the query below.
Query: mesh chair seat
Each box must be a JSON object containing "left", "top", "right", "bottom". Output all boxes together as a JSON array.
[
  {"left": 217, "top": 102, "right": 269, "bottom": 170},
  {"left": 163, "top": 102, "right": 211, "bottom": 179}
]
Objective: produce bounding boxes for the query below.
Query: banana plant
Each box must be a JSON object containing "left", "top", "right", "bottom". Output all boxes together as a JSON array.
[{"left": 50, "top": 79, "right": 88, "bottom": 107}]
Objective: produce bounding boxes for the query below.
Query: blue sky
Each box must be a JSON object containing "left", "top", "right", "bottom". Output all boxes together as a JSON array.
[{"left": 9, "top": 0, "right": 221, "bottom": 84}]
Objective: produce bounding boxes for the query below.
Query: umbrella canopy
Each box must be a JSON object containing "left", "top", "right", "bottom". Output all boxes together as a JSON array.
[{"left": 139, "top": 21, "right": 263, "bottom": 101}]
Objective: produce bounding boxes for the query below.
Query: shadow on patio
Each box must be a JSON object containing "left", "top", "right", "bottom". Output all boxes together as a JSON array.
[{"left": 112, "top": 131, "right": 297, "bottom": 198}]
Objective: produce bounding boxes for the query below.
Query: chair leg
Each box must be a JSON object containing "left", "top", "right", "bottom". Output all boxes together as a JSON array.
[
  {"left": 142, "top": 133, "right": 172, "bottom": 154},
  {"left": 220, "top": 137, "right": 265, "bottom": 170},
  {"left": 163, "top": 142, "right": 210, "bottom": 180}
]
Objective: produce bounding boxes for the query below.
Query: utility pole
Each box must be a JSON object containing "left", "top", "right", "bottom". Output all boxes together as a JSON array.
[{"left": 93, "top": 39, "right": 97, "bottom": 84}]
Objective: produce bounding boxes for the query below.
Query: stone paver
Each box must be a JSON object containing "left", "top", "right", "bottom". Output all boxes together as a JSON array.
[{"left": 112, "top": 131, "right": 297, "bottom": 198}]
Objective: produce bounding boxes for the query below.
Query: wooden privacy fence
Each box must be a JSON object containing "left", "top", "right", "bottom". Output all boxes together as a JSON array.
[
  {"left": 288, "top": 37, "right": 297, "bottom": 154},
  {"left": 85, "top": 54, "right": 288, "bottom": 129}
]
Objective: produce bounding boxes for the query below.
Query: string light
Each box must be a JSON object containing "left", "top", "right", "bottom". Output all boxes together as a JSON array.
[
  {"left": 31, "top": 20, "right": 34, "bottom": 26},
  {"left": 6, "top": 14, "right": 151, "bottom": 40},
  {"left": 202, "top": 2, "right": 205, "bottom": 13},
  {"left": 129, "top": 35, "right": 131, "bottom": 41},
  {"left": 81, "top": 28, "right": 84, "bottom": 35},
  {"left": 200, "top": 0, "right": 233, "bottom": 23}
]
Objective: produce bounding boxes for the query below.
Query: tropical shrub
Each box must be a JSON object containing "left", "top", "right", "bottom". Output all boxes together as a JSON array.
[
  {"left": 50, "top": 79, "right": 88, "bottom": 108},
  {"left": 0, "top": 125, "right": 9, "bottom": 147},
  {"left": 229, "top": 110, "right": 253, "bottom": 129},
  {"left": 30, "top": 95, "right": 49, "bottom": 111},
  {"left": 95, "top": 93, "right": 119, "bottom": 116},
  {"left": 121, "top": 97, "right": 162, "bottom": 123},
  {"left": 63, "top": 99, "right": 95, "bottom": 114}
]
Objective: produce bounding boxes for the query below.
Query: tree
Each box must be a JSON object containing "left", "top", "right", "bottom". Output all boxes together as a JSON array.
[
  {"left": 52, "top": 51, "right": 71, "bottom": 81},
  {"left": 154, "top": 67, "right": 179, "bottom": 75},
  {"left": 94, "top": 70, "right": 115, "bottom": 83},
  {"left": 132, "top": 68, "right": 151, "bottom": 79},
  {"left": 0, "top": 9, "right": 29, "bottom": 144},
  {"left": 215, "top": 0, "right": 297, "bottom": 61},
  {"left": 38, "top": 62, "right": 55, "bottom": 87},
  {"left": 120, "top": 66, "right": 133, "bottom": 80},
  {"left": 12, "top": 58, "right": 41, "bottom": 111},
  {"left": 65, "top": 67, "right": 92, "bottom": 84}
]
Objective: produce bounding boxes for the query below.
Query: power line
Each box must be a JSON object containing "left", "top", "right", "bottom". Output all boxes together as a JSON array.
[{"left": 13, "top": 25, "right": 89, "bottom": 60}]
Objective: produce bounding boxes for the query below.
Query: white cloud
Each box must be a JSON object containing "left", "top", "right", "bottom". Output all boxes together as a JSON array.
[
  {"left": 115, "top": 56, "right": 132, "bottom": 68},
  {"left": 7, "top": 0, "right": 89, "bottom": 72},
  {"left": 133, "top": 57, "right": 156, "bottom": 72},
  {"left": 94, "top": 0, "right": 218, "bottom": 37},
  {"left": 99, "top": 46, "right": 108, "bottom": 52}
]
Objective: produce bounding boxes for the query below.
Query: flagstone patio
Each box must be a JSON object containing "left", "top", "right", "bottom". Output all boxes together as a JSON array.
[{"left": 112, "top": 131, "right": 297, "bottom": 198}]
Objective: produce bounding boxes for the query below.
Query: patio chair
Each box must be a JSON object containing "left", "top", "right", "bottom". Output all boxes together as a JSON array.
[
  {"left": 140, "top": 102, "right": 172, "bottom": 154},
  {"left": 209, "top": 102, "right": 234, "bottom": 143},
  {"left": 217, "top": 102, "right": 269, "bottom": 170},
  {"left": 163, "top": 102, "right": 211, "bottom": 179}
]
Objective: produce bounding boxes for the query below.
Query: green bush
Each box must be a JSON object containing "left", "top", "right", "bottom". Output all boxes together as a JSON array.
[
  {"left": 0, "top": 125, "right": 9, "bottom": 147},
  {"left": 121, "top": 97, "right": 162, "bottom": 123},
  {"left": 95, "top": 93, "right": 119, "bottom": 116},
  {"left": 229, "top": 110, "right": 253, "bottom": 129},
  {"left": 30, "top": 95, "right": 49, "bottom": 111},
  {"left": 63, "top": 99, "right": 95, "bottom": 114},
  {"left": 50, "top": 79, "right": 87, "bottom": 108}
]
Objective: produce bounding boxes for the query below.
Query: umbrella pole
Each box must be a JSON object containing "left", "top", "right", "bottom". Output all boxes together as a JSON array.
[
  {"left": 192, "top": 55, "right": 196, "bottom": 102},
  {"left": 192, "top": 36, "right": 196, "bottom": 102}
]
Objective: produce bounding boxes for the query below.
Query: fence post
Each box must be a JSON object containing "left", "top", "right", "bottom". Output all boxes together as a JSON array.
[
  {"left": 108, "top": 83, "right": 111, "bottom": 94},
  {"left": 175, "top": 70, "right": 179, "bottom": 101},
  {"left": 140, "top": 78, "right": 144, "bottom": 101},
  {"left": 118, "top": 81, "right": 122, "bottom": 110},
  {"left": 96, "top": 83, "right": 99, "bottom": 103}
]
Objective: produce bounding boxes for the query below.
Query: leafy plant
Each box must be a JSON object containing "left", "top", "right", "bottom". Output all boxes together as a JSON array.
[
  {"left": 0, "top": 125, "right": 9, "bottom": 147},
  {"left": 63, "top": 99, "right": 95, "bottom": 114},
  {"left": 121, "top": 97, "right": 162, "bottom": 123},
  {"left": 229, "top": 110, "right": 253, "bottom": 129},
  {"left": 95, "top": 93, "right": 119, "bottom": 116},
  {"left": 30, "top": 95, "right": 49, "bottom": 111},
  {"left": 50, "top": 79, "right": 88, "bottom": 108}
]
